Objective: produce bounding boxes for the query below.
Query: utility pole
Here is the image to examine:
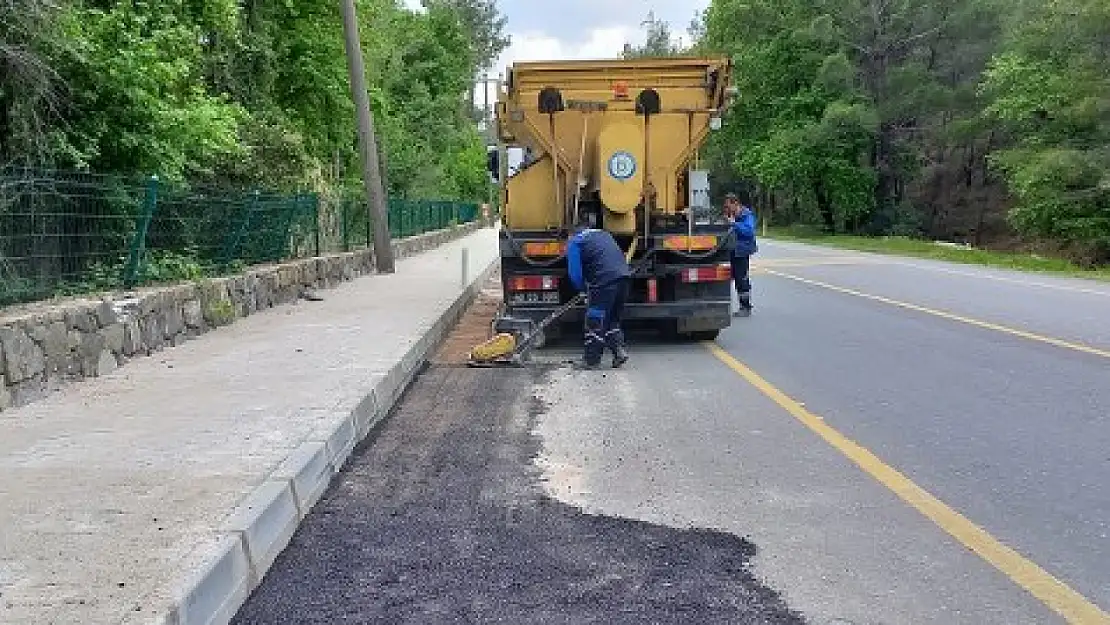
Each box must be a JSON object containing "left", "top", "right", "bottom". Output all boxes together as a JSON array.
[
  {"left": 474, "top": 74, "right": 504, "bottom": 216},
  {"left": 482, "top": 74, "right": 494, "bottom": 210},
  {"left": 340, "top": 0, "right": 394, "bottom": 273},
  {"left": 483, "top": 74, "right": 491, "bottom": 138}
]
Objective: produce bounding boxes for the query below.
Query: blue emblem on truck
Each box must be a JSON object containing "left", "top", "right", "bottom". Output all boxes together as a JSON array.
[{"left": 607, "top": 151, "right": 636, "bottom": 180}]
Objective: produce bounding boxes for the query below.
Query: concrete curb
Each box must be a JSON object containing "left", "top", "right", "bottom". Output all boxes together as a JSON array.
[{"left": 152, "top": 247, "right": 500, "bottom": 625}]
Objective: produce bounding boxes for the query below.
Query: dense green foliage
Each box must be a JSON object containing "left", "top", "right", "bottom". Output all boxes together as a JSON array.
[
  {"left": 622, "top": 12, "right": 686, "bottom": 59},
  {"left": 0, "top": 0, "right": 508, "bottom": 200},
  {"left": 628, "top": 1, "right": 1110, "bottom": 263},
  {"left": 9, "top": 0, "right": 1106, "bottom": 264},
  {"left": 980, "top": 0, "right": 1110, "bottom": 258}
]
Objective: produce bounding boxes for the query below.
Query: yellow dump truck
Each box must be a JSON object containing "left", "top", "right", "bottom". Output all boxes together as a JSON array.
[{"left": 488, "top": 56, "right": 737, "bottom": 341}]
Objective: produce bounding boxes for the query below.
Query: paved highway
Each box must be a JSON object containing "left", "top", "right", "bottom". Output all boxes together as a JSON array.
[{"left": 233, "top": 240, "right": 1110, "bottom": 624}]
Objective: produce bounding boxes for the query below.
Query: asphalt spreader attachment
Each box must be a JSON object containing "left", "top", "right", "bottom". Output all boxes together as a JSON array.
[{"left": 467, "top": 293, "right": 585, "bottom": 368}]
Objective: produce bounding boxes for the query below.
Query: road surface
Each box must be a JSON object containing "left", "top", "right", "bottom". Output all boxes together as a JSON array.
[{"left": 232, "top": 240, "right": 1110, "bottom": 625}]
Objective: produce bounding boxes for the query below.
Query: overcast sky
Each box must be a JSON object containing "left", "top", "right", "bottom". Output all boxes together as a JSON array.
[
  {"left": 487, "top": 1, "right": 709, "bottom": 76},
  {"left": 402, "top": 1, "right": 710, "bottom": 78}
]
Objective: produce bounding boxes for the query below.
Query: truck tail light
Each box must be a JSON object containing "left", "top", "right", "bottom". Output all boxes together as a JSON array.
[
  {"left": 521, "top": 241, "right": 566, "bottom": 256},
  {"left": 508, "top": 275, "right": 560, "bottom": 291},
  {"left": 647, "top": 277, "right": 658, "bottom": 303},
  {"left": 680, "top": 264, "right": 731, "bottom": 283},
  {"left": 663, "top": 235, "right": 718, "bottom": 251}
]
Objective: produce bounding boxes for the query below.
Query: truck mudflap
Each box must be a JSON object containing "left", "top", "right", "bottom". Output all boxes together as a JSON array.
[{"left": 495, "top": 300, "right": 732, "bottom": 337}]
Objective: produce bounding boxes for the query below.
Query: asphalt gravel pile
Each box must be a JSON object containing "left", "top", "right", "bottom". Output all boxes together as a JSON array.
[{"left": 232, "top": 296, "right": 806, "bottom": 624}]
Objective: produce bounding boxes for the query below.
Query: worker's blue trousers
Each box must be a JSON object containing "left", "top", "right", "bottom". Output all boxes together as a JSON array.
[
  {"left": 731, "top": 254, "right": 752, "bottom": 310},
  {"left": 584, "top": 277, "right": 629, "bottom": 366}
]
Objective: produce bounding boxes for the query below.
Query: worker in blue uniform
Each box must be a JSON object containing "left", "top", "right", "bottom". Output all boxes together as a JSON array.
[
  {"left": 725, "top": 192, "right": 758, "bottom": 316},
  {"left": 566, "top": 222, "right": 632, "bottom": 369}
]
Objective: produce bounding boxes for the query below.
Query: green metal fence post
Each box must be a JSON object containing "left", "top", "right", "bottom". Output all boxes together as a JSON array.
[
  {"left": 386, "top": 198, "right": 394, "bottom": 238},
  {"left": 275, "top": 194, "right": 299, "bottom": 261},
  {"left": 123, "top": 175, "right": 158, "bottom": 288},
  {"left": 222, "top": 189, "right": 260, "bottom": 266}
]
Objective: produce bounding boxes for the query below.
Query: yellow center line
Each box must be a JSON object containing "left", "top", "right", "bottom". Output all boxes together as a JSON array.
[
  {"left": 704, "top": 343, "right": 1110, "bottom": 624},
  {"left": 765, "top": 270, "right": 1110, "bottom": 360}
]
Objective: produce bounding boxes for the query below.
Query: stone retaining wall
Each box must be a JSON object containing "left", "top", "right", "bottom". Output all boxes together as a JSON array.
[{"left": 0, "top": 221, "right": 487, "bottom": 412}]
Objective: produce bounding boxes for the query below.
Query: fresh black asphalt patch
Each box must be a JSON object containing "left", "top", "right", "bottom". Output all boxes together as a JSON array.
[{"left": 231, "top": 361, "right": 807, "bottom": 625}]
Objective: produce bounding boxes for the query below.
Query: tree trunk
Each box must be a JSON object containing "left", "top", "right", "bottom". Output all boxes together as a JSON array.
[
  {"left": 871, "top": 123, "right": 896, "bottom": 233},
  {"left": 814, "top": 178, "right": 835, "bottom": 233},
  {"left": 769, "top": 190, "right": 777, "bottom": 231},
  {"left": 0, "top": 64, "right": 10, "bottom": 163}
]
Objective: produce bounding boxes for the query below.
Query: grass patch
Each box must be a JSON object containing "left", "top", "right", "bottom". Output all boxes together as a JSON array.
[{"left": 765, "top": 225, "right": 1110, "bottom": 281}]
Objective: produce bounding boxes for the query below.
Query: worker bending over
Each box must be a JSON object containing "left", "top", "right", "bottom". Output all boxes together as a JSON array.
[{"left": 566, "top": 223, "right": 632, "bottom": 369}]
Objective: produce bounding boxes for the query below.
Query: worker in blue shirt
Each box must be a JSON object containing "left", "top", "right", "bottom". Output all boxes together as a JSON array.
[
  {"left": 566, "top": 222, "right": 632, "bottom": 369},
  {"left": 724, "top": 192, "right": 758, "bottom": 316}
]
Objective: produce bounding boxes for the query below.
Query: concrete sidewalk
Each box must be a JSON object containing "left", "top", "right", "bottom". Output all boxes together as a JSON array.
[{"left": 0, "top": 227, "right": 500, "bottom": 625}]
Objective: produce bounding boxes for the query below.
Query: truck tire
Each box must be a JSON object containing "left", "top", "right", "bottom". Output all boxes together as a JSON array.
[{"left": 688, "top": 330, "right": 720, "bottom": 342}]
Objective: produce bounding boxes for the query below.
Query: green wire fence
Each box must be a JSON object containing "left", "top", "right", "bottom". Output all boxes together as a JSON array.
[{"left": 0, "top": 167, "right": 481, "bottom": 306}]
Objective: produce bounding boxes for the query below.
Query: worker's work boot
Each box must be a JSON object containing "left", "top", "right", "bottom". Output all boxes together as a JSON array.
[
  {"left": 605, "top": 329, "right": 629, "bottom": 368},
  {"left": 735, "top": 292, "right": 753, "bottom": 317},
  {"left": 580, "top": 329, "right": 605, "bottom": 370}
]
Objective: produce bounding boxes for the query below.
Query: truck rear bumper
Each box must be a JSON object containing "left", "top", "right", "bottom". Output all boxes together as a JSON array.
[{"left": 498, "top": 300, "right": 732, "bottom": 334}]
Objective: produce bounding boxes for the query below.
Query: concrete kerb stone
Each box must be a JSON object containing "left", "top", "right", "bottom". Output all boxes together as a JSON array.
[
  {"left": 377, "top": 362, "right": 403, "bottom": 412},
  {"left": 414, "top": 332, "right": 432, "bottom": 363},
  {"left": 352, "top": 389, "right": 380, "bottom": 441},
  {"left": 219, "top": 481, "right": 301, "bottom": 590},
  {"left": 269, "top": 441, "right": 332, "bottom": 517},
  {"left": 402, "top": 342, "right": 421, "bottom": 377},
  {"left": 171, "top": 535, "right": 252, "bottom": 625},
  {"left": 386, "top": 360, "right": 407, "bottom": 407},
  {"left": 314, "top": 412, "right": 357, "bottom": 474},
  {"left": 157, "top": 240, "right": 499, "bottom": 625}
]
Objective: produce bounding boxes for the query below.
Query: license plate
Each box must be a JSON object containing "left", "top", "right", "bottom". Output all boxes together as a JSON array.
[{"left": 509, "top": 291, "right": 560, "bottom": 305}]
